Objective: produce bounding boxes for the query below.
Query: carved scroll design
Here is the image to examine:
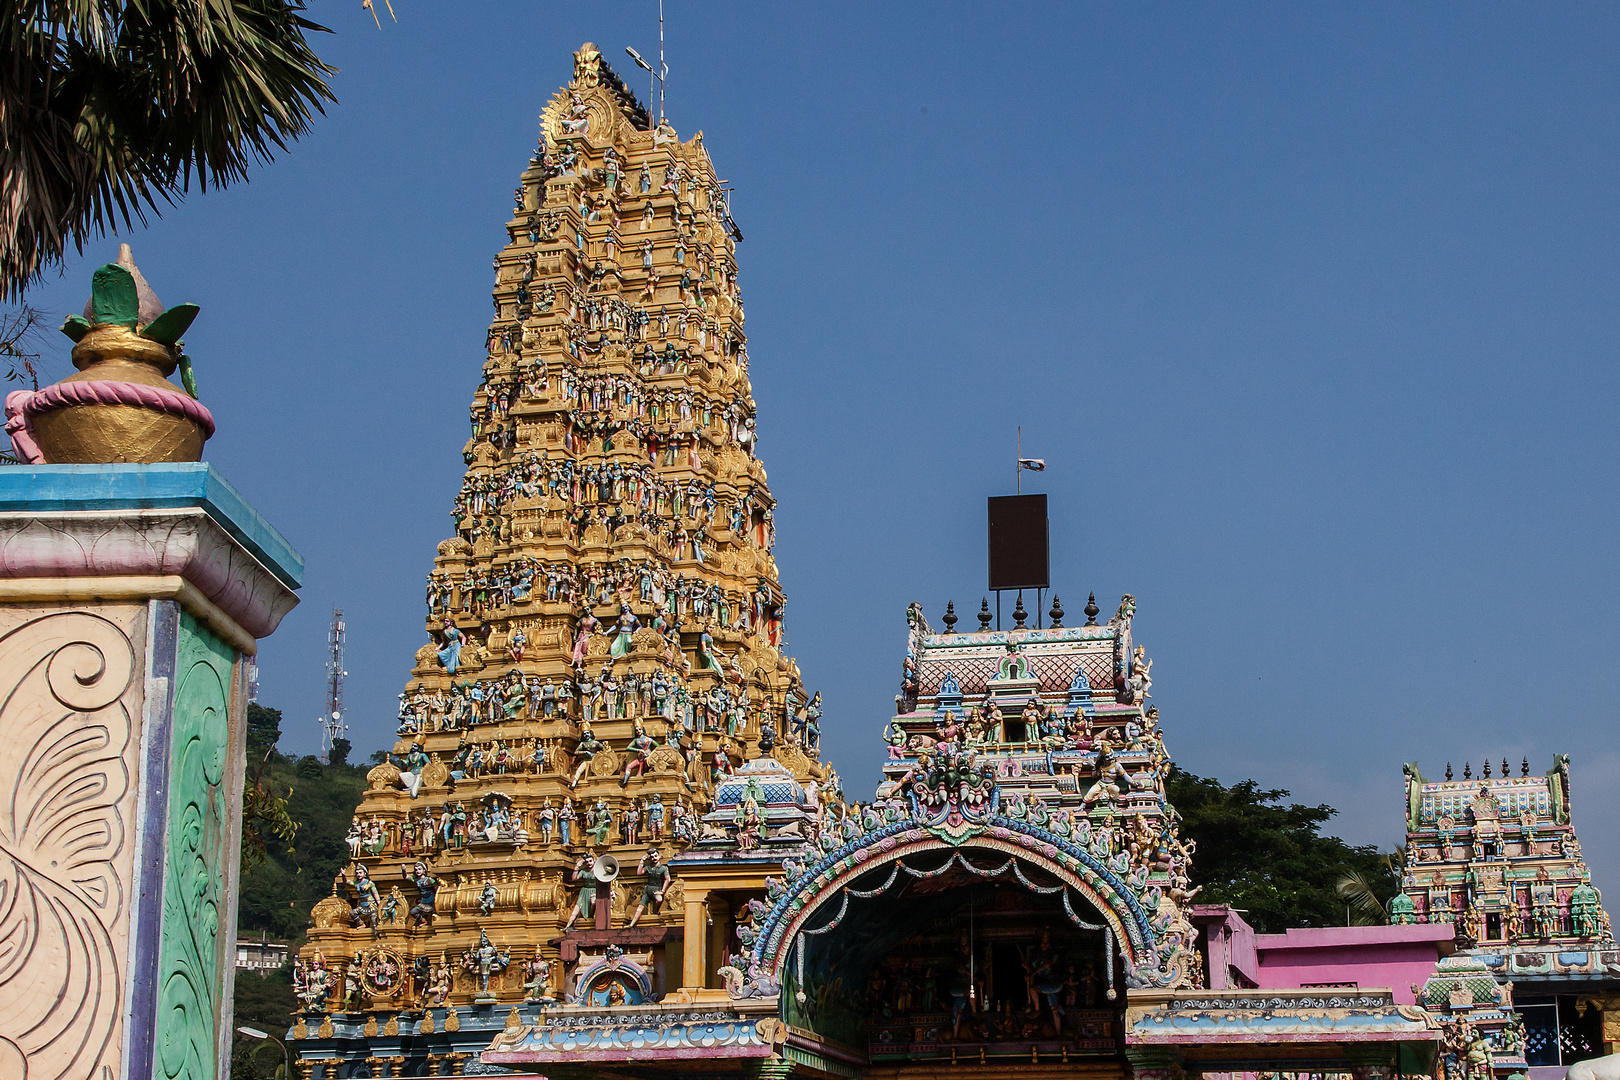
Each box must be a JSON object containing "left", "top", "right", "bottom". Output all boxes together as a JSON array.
[
  {"left": 0, "top": 610, "right": 139, "bottom": 1080},
  {"left": 155, "top": 613, "right": 234, "bottom": 1080}
]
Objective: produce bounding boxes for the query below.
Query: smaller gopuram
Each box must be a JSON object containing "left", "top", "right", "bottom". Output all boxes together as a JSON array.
[
  {"left": 0, "top": 251, "right": 302, "bottom": 1079},
  {"left": 484, "top": 595, "right": 1441, "bottom": 1080},
  {"left": 1395, "top": 757, "right": 1620, "bottom": 1069},
  {"left": 486, "top": 593, "right": 1205, "bottom": 1080}
]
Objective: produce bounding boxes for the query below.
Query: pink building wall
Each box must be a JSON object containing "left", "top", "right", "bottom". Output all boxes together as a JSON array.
[
  {"left": 1191, "top": 905, "right": 1453, "bottom": 1005},
  {"left": 1253, "top": 924, "right": 1456, "bottom": 1004}
]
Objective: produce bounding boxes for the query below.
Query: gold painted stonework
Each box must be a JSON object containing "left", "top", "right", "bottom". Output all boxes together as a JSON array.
[
  {"left": 35, "top": 331, "right": 202, "bottom": 463},
  {"left": 295, "top": 41, "right": 830, "bottom": 1027},
  {"left": 31, "top": 400, "right": 205, "bottom": 465}
]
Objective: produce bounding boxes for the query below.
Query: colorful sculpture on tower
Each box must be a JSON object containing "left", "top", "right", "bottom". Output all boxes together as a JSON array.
[
  {"left": 1393, "top": 756, "right": 1620, "bottom": 1071},
  {"left": 1394, "top": 756, "right": 1612, "bottom": 949}
]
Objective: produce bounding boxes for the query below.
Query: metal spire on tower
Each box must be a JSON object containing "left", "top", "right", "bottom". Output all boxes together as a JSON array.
[{"left": 318, "top": 607, "right": 347, "bottom": 762}]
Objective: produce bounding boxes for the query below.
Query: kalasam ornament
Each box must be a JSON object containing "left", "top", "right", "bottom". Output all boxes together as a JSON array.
[{"left": 5, "top": 244, "right": 213, "bottom": 464}]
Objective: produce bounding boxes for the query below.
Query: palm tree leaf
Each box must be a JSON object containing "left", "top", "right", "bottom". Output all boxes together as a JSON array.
[
  {"left": 1336, "top": 868, "right": 1391, "bottom": 926},
  {"left": 0, "top": 1, "right": 336, "bottom": 299}
]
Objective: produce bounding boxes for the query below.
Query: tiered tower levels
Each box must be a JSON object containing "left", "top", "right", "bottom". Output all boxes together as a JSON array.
[
  {"left": 1396, "top": 757, "right": 1613, "bottom": 959},
  {"left": 296, "top": 44, "right": 833, "bottom": 1027}
]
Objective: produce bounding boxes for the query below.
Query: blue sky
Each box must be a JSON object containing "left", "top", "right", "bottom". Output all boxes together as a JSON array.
[{"left": 19, "top": 4, "right": 1620, "bottom": 889}]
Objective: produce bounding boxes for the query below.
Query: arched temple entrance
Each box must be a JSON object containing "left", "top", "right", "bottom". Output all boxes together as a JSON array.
[
  {"left": 477, "top": 605, "right": 1440, "bottom": 1080},
  {"left": 781, "top": 845, "right": 1129, "bottom": 1065}
]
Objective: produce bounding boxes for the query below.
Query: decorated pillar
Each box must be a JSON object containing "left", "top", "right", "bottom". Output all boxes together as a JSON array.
[
  {"left": 681, "top": 887, "right": 710, "bottom": 992},
  {"left": 706, "top": 894, "right": 733, "bottom": 989},
  {"left": 0, "top": 251, "right": 301, "bottom": 1080}
]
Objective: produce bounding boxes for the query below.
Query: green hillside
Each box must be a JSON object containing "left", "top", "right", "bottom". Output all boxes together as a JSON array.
[
  {"left": 232, "top": 703, "right": 375, "bottom": 1078},
  {"left": 238, "top": 703, "right": 374, "bottom": 940}
]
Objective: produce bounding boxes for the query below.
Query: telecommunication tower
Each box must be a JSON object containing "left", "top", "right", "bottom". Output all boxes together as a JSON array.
[{"left": 318, "top": 607, "right": 348, "bottom": 762}]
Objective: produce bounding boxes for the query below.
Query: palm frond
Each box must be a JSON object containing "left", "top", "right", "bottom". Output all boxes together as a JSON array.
[
  {"left": 0, "top": 0, "right": 336, "bottom": 299},
  {"left": 1336, "top": 869, "right": 1389, "bottom": 926}
]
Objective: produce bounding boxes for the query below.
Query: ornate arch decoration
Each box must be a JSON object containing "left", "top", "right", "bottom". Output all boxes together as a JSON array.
[
  {"left": 751, "top": 809, "right": 1188, "bottom": 993},
  {"left": 571, "top": 952, "right": 653, "bottom": 1007}
]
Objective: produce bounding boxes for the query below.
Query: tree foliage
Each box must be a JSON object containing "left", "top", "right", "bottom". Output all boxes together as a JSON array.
[
  {"left": 1337, "top": 867, "right": 1396, "bottom": 926},
  {"left": 241, "top": 703, "right": 297, "bottom": 872},
  {"left": 229, "top": 962, "right": 297, "bottom": 1080},
  {"left": 237, "top": 704, "right": 370, "bottom": 941},
  {"left": 231, "top": 703, "right": 374, "bottom": 1076},
  {"left": 0, "top": 304, "right": 45, "bottom": 390},
  {"left": 0, "top": 1, "right": 337, "bottom": 297},
  {"left": 1166, "top": 766, "right": 1398, "bottom": 932}
]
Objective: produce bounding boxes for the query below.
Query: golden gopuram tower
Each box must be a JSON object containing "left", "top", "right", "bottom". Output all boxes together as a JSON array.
[{"left": 295, "top": 43, "right": 835, "bottom": 1067}]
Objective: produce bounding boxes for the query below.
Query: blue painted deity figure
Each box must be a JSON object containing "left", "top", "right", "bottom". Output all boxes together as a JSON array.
[
  {"left": 392, "top": 742, "right": 430, "bottom": 798},
  {"left": 436, "top": 620, "right": 464, "bottom": 672},
  {"left": 559, "top": 799, "right": 576, "bottom": 845},
  {"left": 348, "top": 864, "right": 381, "bottom": 933},
  {"left": 537, "top": 799, "right": 555, "bottom": 844},
  {"left": 405, "top": 862, "right": 438, "bottom": 927},
  {"left": 465, "top": 929, "right": 509, "bottom": 994},
  {"left": 647, "top": 794, "right": 666, "bottom": 839}
]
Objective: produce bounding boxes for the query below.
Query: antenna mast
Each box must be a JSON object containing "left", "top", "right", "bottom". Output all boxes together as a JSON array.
[
  {"left": 626, "top": 1, "right": 670, "bottom": 131},
  {"left": 319, "top": 607, "right": 348, "bottom": 762}
]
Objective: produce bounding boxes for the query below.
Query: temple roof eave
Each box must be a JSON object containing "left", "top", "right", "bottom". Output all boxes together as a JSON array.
[
  {"left": 1123, "top": 988, "right": 1442, "bottom": 1048},
  {"left": 481, "top": 1000, "right": 781, "bottom": 1065}
]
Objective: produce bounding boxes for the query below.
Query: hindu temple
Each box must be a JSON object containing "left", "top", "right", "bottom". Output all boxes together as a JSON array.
[
  {"left": 282, "top": 41, "right": 1618, "bottom": 1080},
  {"left": 290, "top": 42, "right": 836, "bottom": 1075},
  {"left": 1392, "top": 758, "right": 1620, "bottom": 1072}
]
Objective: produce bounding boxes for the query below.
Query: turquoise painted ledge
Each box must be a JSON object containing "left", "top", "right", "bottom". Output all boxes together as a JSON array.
[{"left": 0, "top": 463, "right": 303, "bottom": 589}]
